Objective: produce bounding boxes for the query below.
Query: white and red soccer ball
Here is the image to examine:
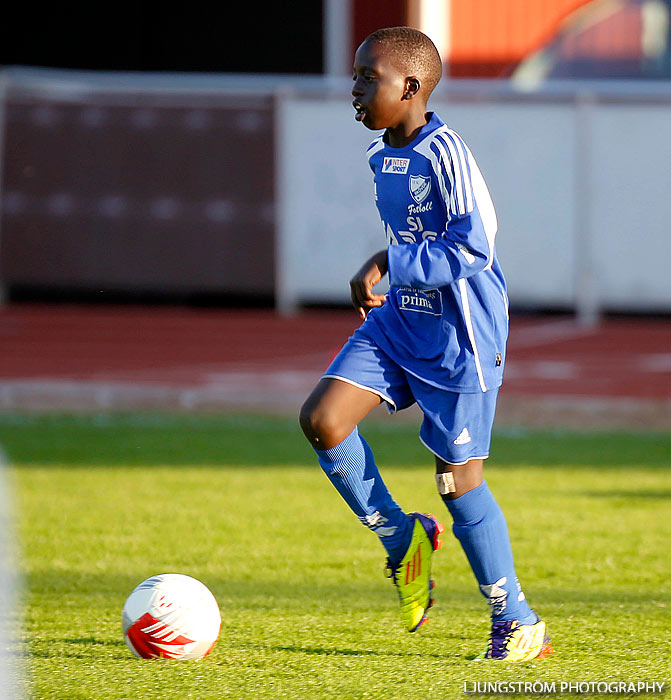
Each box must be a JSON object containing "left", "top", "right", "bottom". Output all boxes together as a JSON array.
[{"left": 122, "top": 573, "right": 221, "bottom": 660}]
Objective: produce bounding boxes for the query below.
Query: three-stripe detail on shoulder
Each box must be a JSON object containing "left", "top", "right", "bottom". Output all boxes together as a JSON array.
[{"left": 429, "top": 128, "right": 474, "bottom": 217}]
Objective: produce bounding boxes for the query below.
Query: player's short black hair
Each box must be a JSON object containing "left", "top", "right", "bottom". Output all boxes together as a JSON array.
[{"left": 364, "top": 27, "right": 442, "bottom": 94}]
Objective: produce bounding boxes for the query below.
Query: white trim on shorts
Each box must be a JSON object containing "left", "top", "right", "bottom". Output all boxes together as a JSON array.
[
  {"left": 419, "top": 434, "right": 489, "bottom": 466},
  {"left": 321, "top": 374, "right": 397, "bottom": 411}
]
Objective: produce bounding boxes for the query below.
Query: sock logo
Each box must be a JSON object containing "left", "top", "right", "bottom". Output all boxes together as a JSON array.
[
  {"left": 480, "top": 576, "right": 508, "bottom": 615},
  {"left": 361, "top": 511, "right": 398, "bottom": 537},
  {"left": 405, "top": 544, "right": 422, "bottom": 585},
  {"left": 516, "top": 577, "right": 527, "bottom": 602}
]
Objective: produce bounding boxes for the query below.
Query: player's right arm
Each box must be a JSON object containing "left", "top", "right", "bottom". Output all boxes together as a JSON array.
[{"left": 349, "top": 249, "right": 388, "bottom": 320}]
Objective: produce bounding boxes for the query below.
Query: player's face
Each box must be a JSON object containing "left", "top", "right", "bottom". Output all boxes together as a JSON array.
[{"left": 352, "top": 41, "right": 409, "bottom": 131}]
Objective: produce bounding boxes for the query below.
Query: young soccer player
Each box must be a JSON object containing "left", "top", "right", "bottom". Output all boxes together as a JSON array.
[{"left": 299, "top": 26, "right": 552, "bottom": 661}]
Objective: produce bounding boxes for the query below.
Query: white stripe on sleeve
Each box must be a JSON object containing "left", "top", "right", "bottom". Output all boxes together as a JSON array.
[{"left": 458, "top": 278, "right": 488, "bottom": 392}]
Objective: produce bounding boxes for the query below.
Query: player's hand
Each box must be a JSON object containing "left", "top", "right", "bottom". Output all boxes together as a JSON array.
[{"left": 349, "top": 249, "right": 388, "bottom": 320}]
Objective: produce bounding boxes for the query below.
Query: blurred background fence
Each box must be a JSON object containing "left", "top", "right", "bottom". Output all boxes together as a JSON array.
[{"left": 0, "top": 71, "right": 277, "bottom": 305}]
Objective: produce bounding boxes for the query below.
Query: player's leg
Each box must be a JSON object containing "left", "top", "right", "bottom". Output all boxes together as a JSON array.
[
  {"left": 299, "top": 360, "right": 412, "bottom": 559},
  {"left": 435, "top": 454, "right": 536, "bottom": 624},
  {"left": 413, "top": 382, "right": 551, "bottom": 659},
  {"left": 437, "top": 455, "right": 551, "bottom": 660},
  {"left": 414, "top": 383, "right": 535, "bottom": 622},
  {"left": 299, "top": 337, "right": 443, "bottom": 631}
]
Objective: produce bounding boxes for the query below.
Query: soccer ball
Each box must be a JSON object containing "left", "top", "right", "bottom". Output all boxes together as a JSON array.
[{"left": 122, "top": 573, "right": 221, "bottom": 659}]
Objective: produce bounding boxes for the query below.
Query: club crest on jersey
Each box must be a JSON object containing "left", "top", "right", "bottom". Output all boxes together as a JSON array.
[
  {"left": 409, "top": 175, "right": 431, "bottom": 204},
  {"left": 382, "top": 157, "right": 410, "bottom": 174}
]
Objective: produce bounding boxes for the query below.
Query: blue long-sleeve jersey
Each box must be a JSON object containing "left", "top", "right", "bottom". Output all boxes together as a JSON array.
[{"left": 361, "top": 112, "right": 509, "bottom": 393}]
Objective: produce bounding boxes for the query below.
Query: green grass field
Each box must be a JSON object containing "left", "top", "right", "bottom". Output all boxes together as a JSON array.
[{"left": 1, "top": 413, "right": 670, "bottom": 699}]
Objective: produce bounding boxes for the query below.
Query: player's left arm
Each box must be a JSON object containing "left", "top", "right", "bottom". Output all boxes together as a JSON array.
[{"left": 388, "top": 136, "right": 496, "bottom": 290}]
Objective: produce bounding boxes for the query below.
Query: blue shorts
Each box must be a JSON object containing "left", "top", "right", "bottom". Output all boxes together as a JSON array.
[{"left": 323, "top": 333, "right": 498, "bottom": 466}]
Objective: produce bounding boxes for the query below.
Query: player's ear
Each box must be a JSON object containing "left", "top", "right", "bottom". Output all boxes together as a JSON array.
[{"left": 402, "top": 76, "right": 421, "bottom": 100}]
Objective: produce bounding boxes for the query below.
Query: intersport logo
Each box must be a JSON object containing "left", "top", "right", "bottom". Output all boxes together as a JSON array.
[{"left": 382, "top": 157, "right": 410, "bottom": 174}]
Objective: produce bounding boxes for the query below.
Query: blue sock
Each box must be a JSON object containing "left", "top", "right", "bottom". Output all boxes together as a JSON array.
[
  {"left": 315, "top": 428, "right": 411, "bottom": 563},
  {"left": 444, "top": 480, "right": 536, "bottom": 624}
]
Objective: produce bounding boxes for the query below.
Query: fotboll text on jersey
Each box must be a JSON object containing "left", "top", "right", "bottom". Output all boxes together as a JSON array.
[{"left": 407, "top": 201, "right": 433, "bottom": 215}]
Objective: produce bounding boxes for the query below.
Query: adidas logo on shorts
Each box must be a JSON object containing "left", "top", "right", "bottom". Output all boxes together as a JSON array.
[{"left": 453, "top": 427, "right": 472, "bottom": 445}]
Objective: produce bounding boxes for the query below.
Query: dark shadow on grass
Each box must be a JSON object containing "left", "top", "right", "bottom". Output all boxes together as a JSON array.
[
  {"left": 64, "top": 637, "right": 126, "bottom": 647},
  {"left": 258, "top": 642, "right": 450, "bottom": 659},
  {"left": 30, "top": 651, "right": 128, "bottom": 661},
  {"left": 30, "top": 638, "right": 128, "bottom": 661}
]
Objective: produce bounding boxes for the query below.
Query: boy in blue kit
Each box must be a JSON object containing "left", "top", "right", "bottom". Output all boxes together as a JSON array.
[{"left": 299, "top": 26, "right": 552, "bottom": 661}]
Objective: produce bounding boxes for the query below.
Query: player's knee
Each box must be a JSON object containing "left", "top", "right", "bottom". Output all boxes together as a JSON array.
[
  {"left": 299, "top": 400, "right": 342, "bottom": 447},
  {"left": 435, "top": 457, "right": 483, "bottom": 500},
  {"left": 298, "top": 400, "right": 316, "bottom": 440}
]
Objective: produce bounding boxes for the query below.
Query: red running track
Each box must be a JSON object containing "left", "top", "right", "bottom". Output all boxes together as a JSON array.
[{"left": 1, "top": 304, "right": 670, "bottom": 426}]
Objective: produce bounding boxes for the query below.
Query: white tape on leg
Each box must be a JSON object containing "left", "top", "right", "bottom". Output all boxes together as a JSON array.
[{"left": 435, "top": 471, "right": 456, "bottom": 495}]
